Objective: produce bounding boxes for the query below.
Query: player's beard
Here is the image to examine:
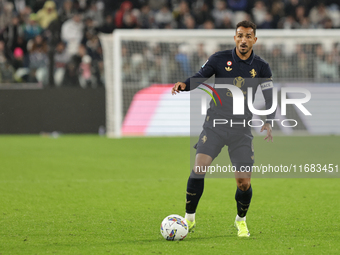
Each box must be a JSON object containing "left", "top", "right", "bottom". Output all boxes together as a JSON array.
[{"left": 239, "top": 44, "right": 250, "bottom": 55}]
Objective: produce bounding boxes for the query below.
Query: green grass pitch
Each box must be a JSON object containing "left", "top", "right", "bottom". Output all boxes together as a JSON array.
[{"left": 0, "top": 135, "right": 339, "bottom": 255}]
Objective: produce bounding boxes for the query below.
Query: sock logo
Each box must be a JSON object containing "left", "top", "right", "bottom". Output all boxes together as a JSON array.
[{"left": 186, "top": 191, "right": 196, "bottom": 196}]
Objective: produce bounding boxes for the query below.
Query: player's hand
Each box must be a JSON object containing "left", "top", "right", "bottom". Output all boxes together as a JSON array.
[
  {"left": 172, "top": 82, "right": 186, "bottom": 95},
  {"left": 261, "top": 123, "right": 273, "bottom": 142}
]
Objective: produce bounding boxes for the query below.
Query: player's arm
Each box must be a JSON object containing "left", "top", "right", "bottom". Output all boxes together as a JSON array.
[
  {"left": 259, "top": 64, "right": 276, "bottom": 142},
  {"left": 172, "top": 54, "right": 216, "bottom": 95}
]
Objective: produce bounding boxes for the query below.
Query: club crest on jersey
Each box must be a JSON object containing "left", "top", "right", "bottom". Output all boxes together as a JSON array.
[
  {"left": 227, "top": 61, "right": 232, "bottom": 66},
  {"left": 250, "top": 69, "right": 257, "bottom": 78},
  {"left": 233, "top": 76, "right": 245, "bottom": 88}
]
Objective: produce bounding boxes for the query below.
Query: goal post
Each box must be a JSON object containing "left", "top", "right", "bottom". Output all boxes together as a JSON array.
[{"left": 100, "top": 29, "right": 340, "bottom": 137}]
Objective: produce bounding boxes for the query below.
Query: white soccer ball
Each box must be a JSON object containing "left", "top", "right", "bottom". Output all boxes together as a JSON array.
[{"left": 160, "top": 214, "right": 188, "bottom": 241}]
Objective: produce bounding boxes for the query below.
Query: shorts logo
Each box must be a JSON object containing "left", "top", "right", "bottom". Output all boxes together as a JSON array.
[
  {"left": 198, "top": 82, "right": 223, "bottom": 106},
  {"left": 202, "top": 135, "right": 207, "bottom": 144},
  {"left": 233, "top": 76, "right": 245, "bottom": 88}
]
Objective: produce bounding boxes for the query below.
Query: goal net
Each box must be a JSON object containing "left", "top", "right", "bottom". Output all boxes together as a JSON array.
[{"left": 99, "top": 29, "right": 340, "bottom": 137}]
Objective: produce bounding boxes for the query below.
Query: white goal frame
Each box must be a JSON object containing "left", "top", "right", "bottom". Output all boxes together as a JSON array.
[{"left": 100, "top": 29, "right": 340, "bottom": 138}]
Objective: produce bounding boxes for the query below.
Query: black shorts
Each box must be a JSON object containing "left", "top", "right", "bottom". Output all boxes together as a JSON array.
[{"left": 194, "top": 127, "right": 254, "bottom": 164}]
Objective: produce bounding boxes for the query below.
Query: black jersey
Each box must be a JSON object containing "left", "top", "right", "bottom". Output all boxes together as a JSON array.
[{"left": 183, "top": 48, "right": 276, "bottom": 128}]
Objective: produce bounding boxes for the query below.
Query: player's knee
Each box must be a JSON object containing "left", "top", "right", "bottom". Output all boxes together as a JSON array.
[
  {"left": 193, "top": 164, "right": 209, "bottom": 175},
  {"left": 194, "top": 153, "right": 213, "bottom": 175},
  {"left": 236, "top": 179, "right": 251, "bottom": 191}
]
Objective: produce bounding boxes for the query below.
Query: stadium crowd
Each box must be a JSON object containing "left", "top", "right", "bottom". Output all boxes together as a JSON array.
[{"left": 0, "top": 0, "right": 339, "bottom": 86}]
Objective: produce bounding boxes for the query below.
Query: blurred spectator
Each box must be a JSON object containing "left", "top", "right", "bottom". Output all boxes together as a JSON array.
[
  {"left": 0, "top": 2, "right": 14, "bottom": 29},
  {"left": 154, "top": 5, "right": 173, "bottom": 28},
  {"left": 58, "top": 0, "right": 76, "bottom": 24},
  {"left": 291, "top": 44, "right": 313, "bottom": 78},
  {"left": 259, "top": 13, "right": 274, "bottom": 28},
  {"left": 226, "top": 0, "right": 248, "bottom": 12},
  {"left": 36, "top": 1, "right": 58, "bottom": 29},
  {"left": 61, "top": 13, "right": 84, "bottom": 56},
  {"left": 115, "top": 1, "right": 133, "bottom": 28},
  {"left": 252, "top": 1, "right": 267, "bottom": 27},
  {"left": 122, "top": 10, "right": 138, "bottom": 29},
  {"left": 148, "top": 0, "right": 167, "bottom": 11},
  {"left": 285, "top": 0, "right": 300, "bottom": 18},
  {"left": 138, "top": 5, "right": 154, "bottom": 28},
  {"left": 54, "top": 42, "right": 70, "bottom": 86},
  {"left": 219, "top": 16, "right": 233, "bottom": 29},
  {"left": 63, "top": 44, "right": 86, "bottom": 87},
  {"left": 270, "top": 47, "right": 289, "bottom": 78},
  {"left": 184, "top": 15, "right": 196, "bottom": 29},
  {"left": 79, "top": 55, "right": 97, "bottom": 88},
  {"left": 12, "top": 47, "right": 29, "bottom": 82},
  {"left": 203, "top": 19, "right": 215, "bottom": 29},
  {"left": 12, "top": 36, "right": 27, "bottom": 56},
  {"left": 175, "top": 44, "right": 191, "bottom": 78},
  {"left": 316, "top": 53, "right": 339, "bottom": 80},
  {"left": 0, "top": 0, "right": 339, "bottom": 88},
  {"left": 280, "top": 15, "right": 300, "bottom": 29},
  {"left": 309, "top": 2, "right": 331, "bottom": 27},
  {"left": 82, "top": 18, "right": 97, "bottom": 45},
  {"left": 86, "top": 35, "right": 100, "bottom": 58},
  {"left": 23, "top": 14, "right": 43, "bottom": 41},
  {"left": 0, "top": 16, "right": 22, "bottom": 52},
  {"left": 192, "top": 43, "right": 208, "bottom": 71},
  {"left": 173, "top": 1, "right": 191, "bottom": 29},
  {"left": 98, "top": 14, "right": 115, "bottom": 33},
  {"left": 28, "top": 35, "right": 49, "bottom": 85},
  {"left": 85, "top": 2, "right": 104, "bottom": 27},
  {"left": 295, "top": 5, "right": 306, "bottom": 25},
  {"left": 19, "top": 6, "right": 33, "bottom": 25},
  {"left": 271, "top": 1, "right": 285, "bottom": 28},
  {"left": 194, "top": 3, "right": 213, "bottom": 27},
  {"left": 12, "top": 0, "right": 26, "bottom": 13},
  {"left": 322, "top": 16, "right": 334, "bottom": 28},
  {"left": 212, "top": 0, "right": 234, "bottom": 28},
  {"left": 0, "top": 40, "right": 14, "bottom": 82}
]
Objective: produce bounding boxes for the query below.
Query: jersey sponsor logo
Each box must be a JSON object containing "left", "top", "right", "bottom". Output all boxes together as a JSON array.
[
  {"left": 198, "top": 82, "right": 223, "bottom": 106},
  {"left": 233, "top": 76, "right": 245, "bottom": 88},
  {"left": 225, "top": 67, "right": 232, "bottom": 71},
  {"left": 250, "top": 69, "right": 257, "bottom": 78},
  {"left": 260, "top": 81, "right": 274, "bottom": 90}
]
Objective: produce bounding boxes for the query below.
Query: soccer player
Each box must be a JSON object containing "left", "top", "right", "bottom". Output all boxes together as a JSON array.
[{"left": 171, "top": 20, "right": 275, "bottom": 237}]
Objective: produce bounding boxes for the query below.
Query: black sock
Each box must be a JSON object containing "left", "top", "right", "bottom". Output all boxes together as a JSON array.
[
  {"left": 235, "top": 185, "right": 252, "bottom": 218},
  {"left": 185, "top": 171, "right": 205, "bottom": 214}
]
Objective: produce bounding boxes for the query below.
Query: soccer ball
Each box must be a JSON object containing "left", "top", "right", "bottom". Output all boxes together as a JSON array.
[{"left": 160, "top": 214, "right": 188, "bottom": 241}]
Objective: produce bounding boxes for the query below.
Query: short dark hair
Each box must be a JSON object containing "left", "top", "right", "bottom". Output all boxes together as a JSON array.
[{"left": 236, "top": 20, "right": 257, "bottom": 36}]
